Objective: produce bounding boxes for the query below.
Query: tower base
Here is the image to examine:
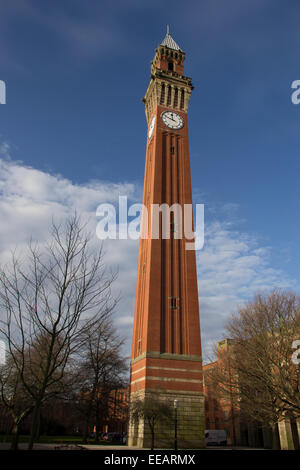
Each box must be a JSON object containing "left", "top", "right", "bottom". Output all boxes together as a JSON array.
[{"left": 128, "top": 389, "right": 205, "bottom": 449}]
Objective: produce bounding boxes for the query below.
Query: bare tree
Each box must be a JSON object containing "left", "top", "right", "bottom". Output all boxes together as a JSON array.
[
  {"left": 130, "top": 396, "right": 173, "bottom": 450},
  {"left": 209, "top": 289, "right": 300, "bottom": 449},
  {"left": 77, "top": 319, "right": 127, "bottom": 443},
  {"left": 0, "top": 214, "right": 118, "bottom": 449}
]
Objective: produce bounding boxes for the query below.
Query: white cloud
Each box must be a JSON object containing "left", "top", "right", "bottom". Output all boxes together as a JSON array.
[
  {"left": 0, "top": 151, "right": 297, "bottom": 364},
  {"left": 0, "top": 150, "right": 139, "bottom": 361},
  {"left": 197, "top": 220, "right": 297, "bottom": 361}
]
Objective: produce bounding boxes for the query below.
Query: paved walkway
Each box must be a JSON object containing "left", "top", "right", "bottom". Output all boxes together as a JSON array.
[{"left": 0, "top": 443, "right": 266, "bottom": 451}]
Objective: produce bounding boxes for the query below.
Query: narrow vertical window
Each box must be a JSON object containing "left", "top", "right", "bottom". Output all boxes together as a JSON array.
[
  {"left": 160, "top": 83, "right": 165, "bottom": 105},
  {"left": 180, "top": 89, "right": 185, "bottom": 110},
  {"left": 174, "top": 87, "right": 178, "bottom": 108},
  {"left": 167, "top": 86, "right": 172, "bottom": 106},
  {"left": 169, "top": 296, "right": 180, "bottom": 309}
]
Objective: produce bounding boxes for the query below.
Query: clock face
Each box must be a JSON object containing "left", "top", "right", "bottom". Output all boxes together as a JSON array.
[
  {"left": 148, "top": 116, "right": 156, "bottom": 139},
  {"left": 161, "top": 111, "right": 184, "bottom": 130}
]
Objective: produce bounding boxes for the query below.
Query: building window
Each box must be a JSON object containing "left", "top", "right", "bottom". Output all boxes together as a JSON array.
[
  {"left": 180, "top": 89, "right": 185, "bottom": 109},
  {"left": 167, "top": 86, "right": 172, "bottom": 106},
  {"left": 169, "top": 296, "right": 179, "bottom": 309},
  {"left": 160, "top": 83, "right": 165, "bottom": 105},
  {"left": 168, "top": 62, "right": 174, "bottom": 71},
  {"left": 173, "top": 87, "right": 178, "bottom": 107}
]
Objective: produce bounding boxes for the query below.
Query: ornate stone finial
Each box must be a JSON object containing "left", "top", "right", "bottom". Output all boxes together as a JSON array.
[{"left": 167, "top": 24, "right": 170, "bottom": 35}]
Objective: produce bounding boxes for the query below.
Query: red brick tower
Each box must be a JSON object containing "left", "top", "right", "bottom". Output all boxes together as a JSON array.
[{"left": 128, "top": 29, "right": 205, "bottom": 448}]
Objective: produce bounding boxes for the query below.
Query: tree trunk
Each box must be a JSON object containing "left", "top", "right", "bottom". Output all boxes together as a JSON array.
[
  {"left": 95, "top": 402, "right": 101, "bottom": 442},
  {"left": 82, "top": 418, "right": 89, "bottom": 444},
  {"left": 28, "top": 402, "right": 41, "bottom": 450},
  {"left": 82, "top": 388, "right": 97, "bottom": 444},
  {"left": 82, "top": 403, "right": 93, "bottom": 444},
  {"left": 11, "top": 422, "right": 20, "bottom": 451}
]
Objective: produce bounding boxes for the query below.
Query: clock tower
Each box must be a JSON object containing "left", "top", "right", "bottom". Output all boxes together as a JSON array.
[{"left": 128, "top": 29, "right": 205, "bottom": 449}]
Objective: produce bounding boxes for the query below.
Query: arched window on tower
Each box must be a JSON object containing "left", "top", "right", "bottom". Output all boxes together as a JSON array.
[
  {"left": 168, "top": 62, "right": 174, "bottom": 71},
  {"left": 180, "top": 89, "right": 185, "bottom": 110},
  {"left": 160, "top": 83, "right": 165, "bottom": 105},
  {"left": 173, "top": 87, "right": 178, "bottom": 108},
  {"left": 167, "top": 85, "right": 172, "bottom": 106}
]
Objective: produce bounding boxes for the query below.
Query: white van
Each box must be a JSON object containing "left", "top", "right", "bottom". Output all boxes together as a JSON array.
[{"left": 205, "top": 429, "right": 227, "bottom": 446}]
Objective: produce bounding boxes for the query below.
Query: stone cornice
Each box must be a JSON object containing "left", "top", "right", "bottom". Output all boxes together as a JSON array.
[{"left": 131, "top": 351, "right": 203, "bottom": 365}]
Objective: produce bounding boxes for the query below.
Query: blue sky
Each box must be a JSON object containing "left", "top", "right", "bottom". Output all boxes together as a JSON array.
[{"left": 0, "top": 0, "right": 300, "bottom": 360}]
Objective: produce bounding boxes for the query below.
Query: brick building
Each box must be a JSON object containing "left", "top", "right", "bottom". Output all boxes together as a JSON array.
[
  {"left": 203, "top": 339, "right": 300, "bottom": 449},
  {"left": 96, "top": 388, "right": 129, "bottom": 434}
]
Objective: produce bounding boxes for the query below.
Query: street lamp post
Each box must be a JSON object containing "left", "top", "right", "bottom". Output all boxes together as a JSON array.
[{"left": 174, "top": 399, "right": 178, "bottom": 451}]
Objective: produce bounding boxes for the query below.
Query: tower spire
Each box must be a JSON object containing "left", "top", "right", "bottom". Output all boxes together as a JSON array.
[{"left": 160, "top": 27, "right": 182, "bottom": 51}]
